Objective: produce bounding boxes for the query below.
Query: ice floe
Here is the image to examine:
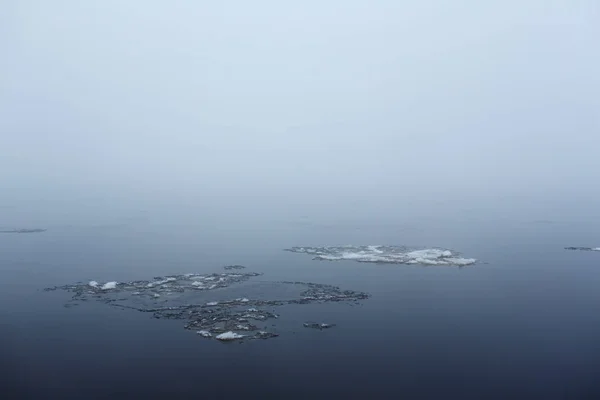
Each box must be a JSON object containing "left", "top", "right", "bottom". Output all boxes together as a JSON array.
[
  {"left": 565, "top": 247, "right": 600, "bottom": 252},
  {"left": 45, "top": 269, "right": 369, "bottom": 342},
  {"left": 0, "top": 228, "right": 46, "bottom": 234},
  {"left": 223, "top": 265, "right": 246, "bottom": 270},
  {"left": 286, "top": 245, "right": 476, "bottom": 266}
]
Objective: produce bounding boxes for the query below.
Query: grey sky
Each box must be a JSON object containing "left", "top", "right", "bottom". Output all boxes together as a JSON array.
[{"left": 1, "top": 1, "right": 598, "bottom": 224}]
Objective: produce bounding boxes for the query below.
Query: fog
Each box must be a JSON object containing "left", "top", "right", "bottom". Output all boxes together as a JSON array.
[{"left": 1, "top": 1, "right": 599, "bottom": 227}]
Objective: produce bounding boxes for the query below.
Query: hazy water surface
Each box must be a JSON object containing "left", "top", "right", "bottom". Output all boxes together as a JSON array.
[{"left": 2, "top": 211, "right": 600, "bottom": 399}]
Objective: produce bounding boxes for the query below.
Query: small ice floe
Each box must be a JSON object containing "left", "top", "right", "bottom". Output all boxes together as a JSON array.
[
  {"left": 236, "top": 298, "right": 250, "bottom": 303},
  {"left": 224, "top": 265, "right": 246, "bottom": 270},
  {"left": 101, "top": 282, "right": 117, "bottom": 290},
  {"left": 0, "top": 228, "right": 46, "bottom": 234},
  {"left": 215, "top": 331, "right": 245, "bottom": 341},
  {"left": 303, "top": 322, "right": 335, "bottom": 330},
  {"left": 152, "top": 293, "right": 161, "bottom": 298},
  {"left": 88, "top": 281, "right": 99, "bottom": 288},
  {"left": 208, "top": 285, "right": 217, "bottom": 290},
  {"left": 206, "top": 301, "right": 219, "bottom": 306},
  {"left": 247, "top": 308, "right": 259, "bottom": 312},
  {"left": 565, "top": 247, "right": 600, "bottom": 252},
  {"left": 197, "top": 330, "right": 212, "bottom": 338},
  {"left": 191, "top": 281, "right": 205, "bottom": 288}
]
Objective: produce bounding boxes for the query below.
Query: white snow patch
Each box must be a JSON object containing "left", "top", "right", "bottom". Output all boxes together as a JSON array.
[
  {"left": 197, "top": 330, "right": 212, "bottom": 338},
  {"left": 247, "top": 308, "right": 258, "bottom": 312},
  {"left": 216, "top": 331, "right": 245, "bottom": 341},
  {"left": 593, "top": 248, "right": 600, "bottom": 252},
  {"left": 101, "top": 282, "right": 117, "bottom": 290},
  {"left": 206, "top": 302, "right": 219, "bottom": 306},
  {"left": 88, "top": 281, "right": 99, "bottom": 288},
  {"left": 236, "top": 298, "right": 249, "bottom": 303}
]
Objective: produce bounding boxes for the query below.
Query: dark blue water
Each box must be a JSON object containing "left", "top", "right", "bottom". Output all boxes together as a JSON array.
[{"left": 2, "top": 216, "right": 600, "bottom": 399}]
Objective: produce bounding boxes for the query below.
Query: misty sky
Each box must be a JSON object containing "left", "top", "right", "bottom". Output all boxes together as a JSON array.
[{"left": 1, "top": 1, "right": 598, "bottom": 224}]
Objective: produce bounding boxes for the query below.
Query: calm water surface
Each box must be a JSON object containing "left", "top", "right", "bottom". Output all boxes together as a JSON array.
[{"left": 2, "top": 216, "right": 600, "bottom": 399}]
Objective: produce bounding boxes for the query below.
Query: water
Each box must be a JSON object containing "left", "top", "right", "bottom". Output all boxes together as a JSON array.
[{"left": 2, "top": 215, "right": 600, "bottom": 399}]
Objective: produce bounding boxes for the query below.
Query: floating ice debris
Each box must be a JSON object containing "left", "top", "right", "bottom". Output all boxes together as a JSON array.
[
  {"left": 236, "top": 324, "right": 252, "bottom": 330},
  {"left": 146, "top": 277, "right": 176, "bottom": 288},
  {"left": 45, "top": 271, "right": 370, "bottom": 342},
  {"left": 101, "top": 282, "right": 118, "bottom": 290},
  {"left": 197, "top": 330, "right": 212, "bottom": 338},
  {"left": 89, "top": 281, "right": 99, "bottom": 288},
  {"left": 565, "top": 247, "right": 600, "bottom": 252},
  {"left": 255, "top": 331, "right": 279, "bottom": 340},
  {"left": 216, "top": 331, "right": 245, "bottom": 341},
  {"left": 0, "top": 228, "right": 46, "bottom": 234},
  {"left": 224, "top": 265, "right": 246, "bottom": 270},
  {"left": 286, "top": 245, "right": 477, "bottom": 266},
  {"left": 303, "top": 322, "right": 336, "bottom": 330}
]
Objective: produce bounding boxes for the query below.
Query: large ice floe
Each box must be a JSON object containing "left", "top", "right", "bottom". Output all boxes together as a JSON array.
[
  {"left": 45, "top": 266, "right": 369, "bottom": 342},
  {"left": 565, "top": 247, "right": 600, "bottom": 252},
  {"left": 285, "top": 245, "right": 477, "bottom": 266}
]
